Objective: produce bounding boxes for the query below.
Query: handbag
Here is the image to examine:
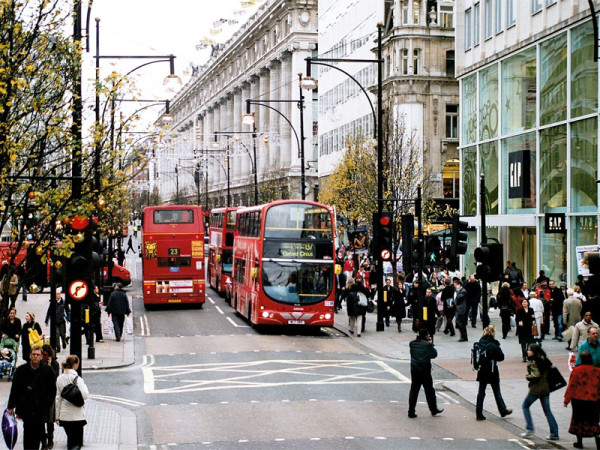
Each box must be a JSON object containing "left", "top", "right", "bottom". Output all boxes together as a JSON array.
[
  {"left": 546, "top": 363, "right": 567, "bottom": 393},
  {"left": 531, "top": 321, "right": 539, "bottom": 337},
  {"left": 357, "top": 292, "right": 368, "bottom": 307},
  {"left": 367, "top": 300, "right": 375, "bottom": 313},
  {"left": 28, "top": 325, "right": 42, "bottom": 347},
  {"left": 61, "top": 376, "right": 85, "bottom": 407}
]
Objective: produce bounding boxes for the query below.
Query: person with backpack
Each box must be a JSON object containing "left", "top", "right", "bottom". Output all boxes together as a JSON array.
[
  {"left": 521, "top": 344, "right": 560, "bottom": 440},
  {"left": 474, "top": 325, "right": 512, "bottom": 421},
  {"left": 508, "top": 262, "right": 523, "bottom": 290}
]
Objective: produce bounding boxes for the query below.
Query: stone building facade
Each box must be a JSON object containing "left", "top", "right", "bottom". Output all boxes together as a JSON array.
[{"left": 160, "top": 0, "right": 318, "bottom": 208}]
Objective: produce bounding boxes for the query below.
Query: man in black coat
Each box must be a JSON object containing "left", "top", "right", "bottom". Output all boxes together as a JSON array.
[
  {"left": 454, "top": 279, "right": 469, "bottom": 341},
  {"left": 419, "top": 288, "right": 440, "bottom": 342},
  {"left": 475, "top": 325, "right": 512, "bottom": 421},
  {"left": 549, "top": 280, "right": 565, "bottom": 341},
  {"left": 7, "top": 346, "right": 57, "bottom": 449},
  {"left": 408, "top": 328, "right": 443, "bottom": 418},
  {"left": 381, "top": 278, "right": 398, "bottom": 327},
  {"left": 106, "top": 282, "right": 131, "bottom": 342},
  {"left": 465, "top": 275, "right": 482, "bottom": 328}
]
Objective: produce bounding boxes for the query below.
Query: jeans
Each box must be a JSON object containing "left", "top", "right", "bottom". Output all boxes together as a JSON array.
[
  {"left": 521, "top": 393, "right": 559, "bottom": 437},
  {"left": 111, "top": 314, "right": 125, "bottom": 340},
  {"left": 552, "top": 314, "right": 563, "bottom": 338},
  {"left": 476, "top": 379, "right": 508, "bottom": 418}
]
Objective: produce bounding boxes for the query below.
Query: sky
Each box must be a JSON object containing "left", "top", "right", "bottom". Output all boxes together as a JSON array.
[{"left": 85, "top": 0, "right": 263, "bottom": 130}]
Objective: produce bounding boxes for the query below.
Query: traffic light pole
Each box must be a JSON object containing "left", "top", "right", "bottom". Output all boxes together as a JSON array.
[
  {"left": 416, "top": 186, "right": 424, "bottom": 314},
  {"left": 480, "top": 174, "right": 490, "bottom": 328}
]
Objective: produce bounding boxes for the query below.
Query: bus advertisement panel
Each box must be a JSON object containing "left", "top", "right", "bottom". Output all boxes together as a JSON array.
[
  {"left": 208, "top": 207, "right": 237, "bottom": 295},
  {"left": 231, "top": 201, "right": 335, "bottom": 327},
  {"left": 142, "top": 206, "right": 206, "bottom": 307}
]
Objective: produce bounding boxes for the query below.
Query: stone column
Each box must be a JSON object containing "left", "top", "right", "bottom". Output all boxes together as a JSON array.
[
  {"left": 279, "top": 53, "right": 292, "bottom": 169},
  {"left": 258, "top": 68, "right": 270, "bottom": 173},
  {"left": 249, "top": 75, "right": 260, "bottom": 189},
  {"left": 268, "top": 60, "right": 281, "bottom": 168},
  {"left": 233, "top": 87, "right": 243, "bottom": 180},
  {"left": 240, "top": 81, "right": 252, "bottom": 180}
]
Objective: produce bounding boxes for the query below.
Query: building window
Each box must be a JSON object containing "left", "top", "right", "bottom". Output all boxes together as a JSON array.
[
  {"left": 571, "top": 20, "right": 598, "bottom": 118},
  {"left": 501, "top": 47, "right": 536, "bottom": 135},
  {"left": 446, "top": 50, "right": 455, "bottom": 77},
  {"left": 442, "top": 159, "right": 460, "bottom": 199},
  {"left": 484, "top": 0, "right": 492, "bottom": 40},
  {"left": 540, "top": 125, "right": 567, "bottom": 212},
  {"left": 413, "top": 0, "right": 420, "bottom": 25},
  {"left": 501, "top": 132, "right": 536, "bottom": 213},
  {"left": 571, "top": 118, "right": 598, "bottom": 212},
  {"left": 402, "top": 48, "right": 409, "bottom": 75},
  {"left": 473, "top": 3, "right": 480, "bottom": 46},
  {"left": 413, "top": 49, "right": 420, "bottom": 75},
  {"left": 506, "top": 0, "right": 516, "bottom": 27},
  {"left": 494, "top": 0, "right": 503, "bottom": 34},
  {"left": 540, "top": 32, "right": 567, "bottom": 126},
  {"left": 439, "top": 3, "right": 453, "bottom": 27},
  {"left": 531, "top": 0, "right": 542, "bottom": 14},
  {"left": 479, "top": 64, "right": 498, "bottom": 140},
  {"left": 480, "top": 142, "right": 499, "bottom": 213},
  {"left": 546, "top": 0, "right": 557, "bottom": 6},
  {"left": 402, "top": 1, "right": 409, "bottom": 25},
  {"left": 462, "top": 146, "right": 477, "bottom": 215},
  {"left": 445, "top": 104, "right": 458, "bottom": 138},
  {"left": 465, "top": 8, "right": 472, "bottom": 50}
]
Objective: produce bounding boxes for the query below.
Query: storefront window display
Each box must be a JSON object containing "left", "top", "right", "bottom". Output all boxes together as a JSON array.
[
  {"left": 571, "top": 216, "right": 598, "bottom": 282},
  {"left": 540, "top": 219, "right": 567, "bottom": 284},
  {"left": 462, "top": 74, "right": 477, "bottom": 145},
  {"left": 502, "top": 132, "right": 536, "bottom": 213}
]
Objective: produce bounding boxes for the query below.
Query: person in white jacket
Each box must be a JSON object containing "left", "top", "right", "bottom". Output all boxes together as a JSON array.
[
  {"left": 528, "top": 292, "right": 544, "bottom": 343},
  {"left": 55, "top": 355, "right": 89, "bottom": 450}
]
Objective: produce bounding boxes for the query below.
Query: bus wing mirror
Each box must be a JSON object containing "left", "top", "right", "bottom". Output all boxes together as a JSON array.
[
  {"left": 335, "top": 264, "right": 342, "bottom": 275},
  {"left": 251, "top": 267, "right": 258, "bottom": 279}
]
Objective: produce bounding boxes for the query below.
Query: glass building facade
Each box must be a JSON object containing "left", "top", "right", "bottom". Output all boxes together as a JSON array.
[{"left": 459, "top": 19, "right": 598, "bottom": 285}]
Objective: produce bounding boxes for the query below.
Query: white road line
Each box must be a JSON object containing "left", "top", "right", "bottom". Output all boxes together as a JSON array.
[
  {"left": 144, "top": 315, "right": 150, "bottom": 336},
  {"left": 207, "top": 296, "right": 215, "bottom": 304},
  {"left": 88, "top": 394, "right": 145, "bottom": 407},
  {"left": 437, "top": 391, "right": 459, "bottom": 404},
  {"left": 140, "top": 316, "right": 146, "bottom": 336},
  {"left": 215, "top": 306, "right": 224, "bottom": 315},
  {"left": 226, "top": 316, "right": 249, "bottom": 328}
]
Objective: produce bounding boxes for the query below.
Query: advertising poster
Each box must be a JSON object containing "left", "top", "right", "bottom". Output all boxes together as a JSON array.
[{"left": 575, "top": 245, "right": 599, "bottom": 276}]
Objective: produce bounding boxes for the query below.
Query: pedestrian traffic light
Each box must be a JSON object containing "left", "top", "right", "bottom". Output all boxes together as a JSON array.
[
  {"left": 450, "top": 214, "right": 469, "bottom": 258},
  {"left": 377, "top": 211, "right": 394, "bottom": 261},
  {"left": 401, "top": 214, "right": 414, "bottom": 270},
  {"left": 425, "top": 235, "right": 442, "bottom": 266},
  {"left": 474, "top": 243, "right": 503, "bottom": 282}
]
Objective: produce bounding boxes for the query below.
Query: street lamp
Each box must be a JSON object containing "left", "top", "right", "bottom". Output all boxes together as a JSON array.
[
  {"left": 244, "top": 73, "right": 307, "bottom": 200},
  {"left": 302, "top": 24, "right": 385, "bottom": 331}
]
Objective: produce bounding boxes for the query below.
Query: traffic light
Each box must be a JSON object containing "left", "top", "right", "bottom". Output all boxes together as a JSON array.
[
  {"left": 411, "top": 236, "right": 422, "bottom": 268},
  {"left": 474, "top": 243, "right": 504, "bottom": 282},
  {"left": 425, "top": 235, "right": 442, "bottom": 266},
  {"left": 401, "top": 214, "right": 414, "bottom": 271},
  {"left": 378, "top": 212, "right": 394, "bottom": 261},
  {"left": 65, "top": 216, "right": 94, "bottom": 294},
  {"left": 450, "top": 214, "right": 469, "bottom": 258}
]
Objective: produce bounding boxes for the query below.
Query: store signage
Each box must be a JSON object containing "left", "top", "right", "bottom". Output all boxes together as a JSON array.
[
  {"left": 545, "top": 213, "right": 566, "bottom": 234},
  {"left": 508, "top": 150, "right": 531, "bottom": 199}
]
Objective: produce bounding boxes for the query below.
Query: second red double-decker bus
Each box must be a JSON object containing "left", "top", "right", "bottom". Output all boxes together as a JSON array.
[
  {"left": 231, "top": 200, "right": 335, "bottom": 327},
  {"left": 207, "top": 207, "right": 237, "bottom": 295},
  {"left": 142, "top": 205, "right": 206, "bottom": 307}
]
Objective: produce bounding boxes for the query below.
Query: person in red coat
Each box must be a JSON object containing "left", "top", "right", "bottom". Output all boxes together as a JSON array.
[{"left": 563, "top": 350, "right": 600, "bottom": 449}]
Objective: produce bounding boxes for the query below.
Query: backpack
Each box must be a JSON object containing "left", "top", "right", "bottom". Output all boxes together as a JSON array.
[
  {"left": 471, "top": 341, "right": 492, "bottom": 371},
  {"left": 508, "top": 268, "right": 519, "bottom": 282}
]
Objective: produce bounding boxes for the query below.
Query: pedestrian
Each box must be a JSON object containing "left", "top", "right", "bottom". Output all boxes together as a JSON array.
[
  {"left": 90, "top": 285, "right": 104, "bottom": 343},
  {"left": 408, "top": 328, "right": 444, "bottom": 418},
  {"left": 563, "top": 288, "right": 582, "bottom": 351},
  {"left": 454, "top": 278, "right": 468, "bottom": 342},
  {"left": 497, "top": 282, "right": 514, "bottom": 339},
  {"left": 528, "top": 292, "right": 544, "bottom": 345},
  {"left": 536, "top": 282, "right": 552, "bottom": 339},
  {"left": 521, "top": 282, "right": 530, "bottom": 300},
  {"left": 44, "top": 288, "right": 69, "bottom": 352},
  {"left": 441, "top": 278, "right": 456, "bottom": 336},
  {"left": 516, "top": 299, "right": 536, "bottom": 363},
  {"left": 549, "top": 280, "right": 565, "bottom": 341},
  {"left": 344, "top": 278, "right": 361, "bottom": 336},
  {"left": 1, "top": 263, "right": 19, "bottom": 311},
  {"left": 126, "top": 235, "right": 135, "bottom": 254},
  {"left": 507, "top": 262, "right": 523, "bottom": 290},
  {"left": 56, "top": 355, "right": 89, "bottom": 450},
  {"left": 571, "top": 312, "right": 599, "bottom": 352},
  {"left": 575, "top": 326, "right": 599, "bottom": 367},
  {"left": 407, "top": 280, "right": 420, "bottom": 322},
  {"left": 419, "top": 288, "right": 439, "bottom": 343},
  {"left": 342, "top": 253, "right": 354, "bottom": 279},
  {"left": 22, "top": 312, "right": 43, "bottom": 364},
  {"left": 7, "top": 345, "right": 57, "bottom": 449},
  {"left": 435, "top": 289, "right": 445, "bottom": 332},
  {"left": 475, "top": 325, "right": 512, "bottom": 421},
  {"left": 105, "top": 282, "right": 131, "bottom": 342},
  {"left": 535, "top": 270, "right": 550, "bottom": 288},
  {"left": 392, "top": 282, "right": 406, "bottom": 332},
  {"left": 354, "top": 276, "right": 370, "bottom": 334},
  {"left": 1, "top": 307, "right": 21, "bottom": 342},
  {"left": 521, "top": 343, "right": 560, "bottom": 441},
  {"left": 563, "top": 350, "right": 600, "bottom": 449},
  {"left": 465, "top": 275, "right": 481, "bottom": 328},
  {"left": 41, "top": 344, "right": 59, "bottom": 450},
  {"left": 381, "top": 278, "right": 396, "bottom": 327}
]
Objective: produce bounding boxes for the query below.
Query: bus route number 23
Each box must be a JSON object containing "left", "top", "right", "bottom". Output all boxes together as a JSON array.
[{"left": 168, "top": 248, "right": 180, "bottom": 256}]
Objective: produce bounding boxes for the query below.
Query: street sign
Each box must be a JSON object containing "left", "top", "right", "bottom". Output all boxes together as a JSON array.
[
  {"left": 380, "top": 249, "right": 391, "bottom": 261},
  {"left": 69, "top": 280, "right": 89, "bottom": 300}
]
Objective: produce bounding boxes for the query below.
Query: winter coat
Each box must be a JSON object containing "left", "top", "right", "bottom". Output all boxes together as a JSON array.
[
  {"left": 529, "top": 297, "right": 544, "bottom": 326},
  {"left": 572, "top": 319, "right": 599, "bottom": 351},
  {"left": 106, "top": 289, "right": 131, "bottom": 316},
  {"left": 549, "top": 287, "right": 565, "bottom": 316},
  {"left": 516, "top": 307, "right": 536, "bottom": 343},
  {"left": 7, "top": 362, "right": 56, "bottom": 420},
  {"left": 454, "top": 287, "right": 468, "bottom": 316},
  {"left": 563, "top": 297, "right": 582, "bottom": 328},
  {"left": 526, "top": 357, "right": 551, "bottom": 396},
  {"left": 576, "top": 339, "right": 600, "bottom": 367},
  {"left": 0, "top": 274, "right": 18, "bottom": 296},
  {"left": 56, "top": 369, "right": 88, "bottom": 422},
  {"left": 45, "top": 298, "right": 70, "bottom": 325},
  {"left": 418, "top": 295, "right": 439, "bottom": 331},
  {"left": 409, "top": 336, "right": 437, "bottom": 372},
  {"left": 476, "top": 335, "right": 505, "bottom": 383},
  {"left": 392, "top": 288, "right": 406, "bottom": 319},
  {"left": 345, "top": 290, "right": 361, "bottom": 317},
  {"left": 564, "top": 364, "right": 600, "bottom": 404}
]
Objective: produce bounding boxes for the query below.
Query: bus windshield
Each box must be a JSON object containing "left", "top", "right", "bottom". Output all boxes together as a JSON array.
[
  {"left": 262, "top": 260, "right": 333, "bottom": 304},
  {"left": 264, "top": 204, "right": 332, "bottom": 239}
]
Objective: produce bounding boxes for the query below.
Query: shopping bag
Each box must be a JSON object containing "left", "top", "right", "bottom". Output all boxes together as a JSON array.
[
  {"left": 102, "top": 316, "right": 114, "bottom": 335},
  {"left": 124, "top": 315, "right": 133, "bottom": 334},
  {"left": 568, "top": 351, "right": 577, "bottom": 372},
  {"left": 2, "top": 409, "right": 18, "bottom": 450},
  {"left": 29, "top": 327, "right": 42, "bottom": 347},
  {"left": 547, "top": 364, "right": 567, "bottom": 392},
  {"left": 531, "top": 321, "right": 539, "bottom": 337}
]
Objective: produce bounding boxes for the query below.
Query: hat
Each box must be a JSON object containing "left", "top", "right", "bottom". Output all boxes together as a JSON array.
[
  {"left": 560, "top": 282, "right": 567, "bottom": 287},
  {"left": 541, "top": 281, "right": 548, "bottom": 287}
]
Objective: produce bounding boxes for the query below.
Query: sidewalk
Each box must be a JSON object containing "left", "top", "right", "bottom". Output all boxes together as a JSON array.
[
  {"left": 333, "top": 304, "right": 574, "bottom": 447},
  {"left": 0, "top": 285, "right": 137, "bottom": 449}
]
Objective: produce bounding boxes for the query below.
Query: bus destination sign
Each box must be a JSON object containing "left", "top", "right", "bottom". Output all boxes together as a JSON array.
[{"left": 263, "top": 242, "right": 316, "bottom": 259}]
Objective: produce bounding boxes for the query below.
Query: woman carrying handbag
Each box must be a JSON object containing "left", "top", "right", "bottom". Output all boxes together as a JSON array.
[
  {"left": 21, "top": 312, "right": 42, "bottom": 364},
  {"left": 516, "top": 299, "right": 536, "bottom": 363},
  {"left": 56, "top": 355, "right": 88, "bottom": 450}
]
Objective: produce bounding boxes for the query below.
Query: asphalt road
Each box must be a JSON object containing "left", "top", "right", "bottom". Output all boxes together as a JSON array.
[{"left": 82, "top": 256, "right": 560, "bottom": 449}]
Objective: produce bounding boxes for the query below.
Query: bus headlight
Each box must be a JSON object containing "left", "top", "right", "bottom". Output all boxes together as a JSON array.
[
  {"left": 324, "top": 313, "right": 332, "bottom": 320},
  {"left": 261, "top": 311, "right": 270, "bottom": 318}
]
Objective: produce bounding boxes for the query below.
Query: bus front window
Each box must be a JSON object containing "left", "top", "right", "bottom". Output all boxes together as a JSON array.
[{"left": 262, "top": 261, "right": 333, "bottom": 304}]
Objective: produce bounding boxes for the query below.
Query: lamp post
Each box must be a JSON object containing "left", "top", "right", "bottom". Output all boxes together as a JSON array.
[
  {"left": 213, "top": 131, "right": 259, "bottom": 205},
  {"left": 302, "top": 24, "right": 385, "bottom": 331},
  {"left": 244, "top": 74, "right": 306, "bottom": 200}
]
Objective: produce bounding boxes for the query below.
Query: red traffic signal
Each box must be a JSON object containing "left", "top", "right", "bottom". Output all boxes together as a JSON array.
[{"left": 379, "top": 215, "right": 391, "bottom": 227}]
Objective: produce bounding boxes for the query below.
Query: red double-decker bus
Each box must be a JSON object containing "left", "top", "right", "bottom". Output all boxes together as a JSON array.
[
  {"left": 231, "top": 200, "right": 335, "bottom": 327},
  {"left": 207, "top": 207, "right": 237, "bottom": 296},
  {"left": 141, "top": 205, "right": 206, "bottom": 307}
]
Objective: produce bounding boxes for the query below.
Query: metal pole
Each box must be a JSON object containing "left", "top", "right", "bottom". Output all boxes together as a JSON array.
[
  {"left": 205, "top": 164, "right": 209, "bottom": 211},
  {"left": 375, "top": 23, "right": 385, "bottom": 332},
  {"left": 226, "top": 151, "right": 231, "bottom": 207},
  {"left": 298, "top": 74, "right": 306, "bottom": 200},
  {"left": 417, "top": 185, "right": 424, "bottom": 312},
  {"left": 252, "top": 122, "right": 258, "bottom": 205},
  {"left": 480, "top": 174, "right": 490, "bottom": 328}
]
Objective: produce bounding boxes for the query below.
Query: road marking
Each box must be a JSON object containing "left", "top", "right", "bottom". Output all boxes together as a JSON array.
[
  {"left": 208, "top": 296, "right": 215, "bottom": 304},
  {"left": 226, "top": 316, "right": 249, "bottom": 328},
  {"left": 139, "top": 315, "right": 150, "bottom": 336},
  {"left": 436, "top": 391, "right": 459, "bottom": 404},
  {"left": 215, "top": 305, "right": 224, "bottom": 315},
  {"left": 85, "top": 353, "right": 154, "bottom": 373},
  {"left": 88, "top": 394, "right": 145, "bottom": 407},
  {"left": 143, "top": 359, "right": 410, "bottom": 394}
]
